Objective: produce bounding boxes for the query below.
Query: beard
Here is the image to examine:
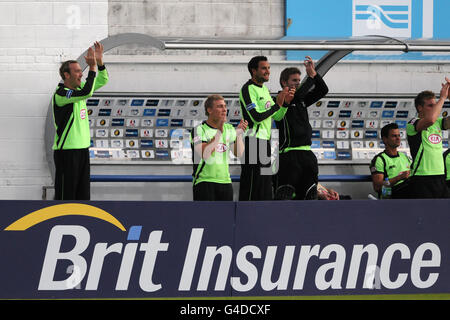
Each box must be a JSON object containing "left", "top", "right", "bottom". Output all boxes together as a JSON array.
[
  {"left": 255, "top": 74, "right": 268, "bottom": 83},
  {"left": 388, "top": 143, "right": 400, "bottom": 149}
]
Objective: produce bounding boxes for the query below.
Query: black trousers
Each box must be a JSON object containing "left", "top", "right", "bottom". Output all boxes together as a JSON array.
[
  {"left": 53, "top": 148, "right": 90, "bottom": 200},
  {"left": 239, "top": 137, "right": 273, "bottom": 201},
  {"left": 275, "top": 150, "right": 318, "bottom": 200},
  {"left": 391, "top": 179, "right": 412, "bottom": 199},
  {"left": 406, "top": 175, "right": 449, "bottom": 199},
  {"left": 193, "top": 182, "right": 233, "bottom": 201}
]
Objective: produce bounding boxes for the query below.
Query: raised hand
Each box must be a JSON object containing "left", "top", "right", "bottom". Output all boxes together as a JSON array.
[
  {"left": 445, "top": 77, "right": 450, "bottom": 99},
  {"left": 84, "top": 47, "right": 96, "bottom": 70},
  {"left": 94, "top": 41, "right": 104, "bottom": 66},
  {"left": 285, "top": 86, "right": 296, "bottom": 104},
  {"left": 304, "top": 56, "right": 317, "bottom": 78},
  {"left": 440, "top": 81, "right": 450, "bottom": 100}
]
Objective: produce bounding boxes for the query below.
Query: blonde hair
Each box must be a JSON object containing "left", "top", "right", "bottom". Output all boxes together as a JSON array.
[{"left": 204, "top": 94, "right": 225, "bottom": 116}]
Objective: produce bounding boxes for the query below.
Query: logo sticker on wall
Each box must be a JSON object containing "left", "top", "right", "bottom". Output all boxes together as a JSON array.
[
  {"left": 353, "top": 0, "right": 411, "bottom": 37},
  {"left": 286, "top": 0, "right": 449, "bottom": 60}
]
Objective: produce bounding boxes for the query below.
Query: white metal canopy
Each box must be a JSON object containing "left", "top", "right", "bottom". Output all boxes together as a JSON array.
[{"left": 161, "top": 36, "right": 450, "bottom": 52}]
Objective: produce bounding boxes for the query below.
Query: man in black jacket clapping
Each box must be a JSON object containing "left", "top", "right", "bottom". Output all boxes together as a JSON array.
[{"left": 274, "top": 56, "right": 332, "bottom": 200}]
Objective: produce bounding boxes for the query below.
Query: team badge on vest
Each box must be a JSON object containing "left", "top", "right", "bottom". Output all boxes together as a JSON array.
[
  {"left": 428, "top": 134, "right": 442, "bottom": 144},
  {"left": 265, "top": 101, "right": 271, "bottom": 110},
  {"left": 216, "top": 143, "right": 228, "bottom": 153},
  {"left": 80, "top": 109, "right": 86, "bottom": 120},
  {"left": 193, "top": 135, "right": 201, "bottom": 144}
]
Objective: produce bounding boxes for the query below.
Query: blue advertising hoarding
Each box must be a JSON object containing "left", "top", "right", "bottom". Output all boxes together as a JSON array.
[
  {"left": 0, "top": 201, "right": 235, "bottom": 299},
  {"left": 285, "top": 0, "right": 450, "bottom": 60},
  {"left": 233, "top": 201, "right": 449, "bottom": 296},
  {"left": 0, "top": 200, "right": 449, "bottom": 299}
]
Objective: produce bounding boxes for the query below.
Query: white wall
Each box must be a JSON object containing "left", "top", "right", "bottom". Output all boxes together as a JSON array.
[
  {"left": 103, "top": 55, "right": 450, "bottom": 95},
  {"left": 0, "top": 1, "right": 108, "bottom": 199},
  {"left": 108, "top": 0, "right": 284, "bottom": 39},
  {"left": 327, "top": 61, "right": 450, "bottom": 94}
]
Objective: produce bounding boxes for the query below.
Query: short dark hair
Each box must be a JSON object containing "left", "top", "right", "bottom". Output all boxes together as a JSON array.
[
  {"left": 59, "top": 60, "right": 78, "bottom": 80},
  {"left": 381, "top": 123, "right": 399, "bottom": 139},
  {"left": 414, "top": 90, "right": 435, "bottom": 111},
  {"left": 247, "top": 56, "right": 268, "bottom": 76},
  {"left": 279, "top": 67, "right": 301, "bottom": 88},
  {"left": 204, "top": 94, "right": 225, "bottom": 116}
]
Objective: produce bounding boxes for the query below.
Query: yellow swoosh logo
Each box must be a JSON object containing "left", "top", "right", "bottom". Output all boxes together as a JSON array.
[{"left": 4, "top": 203, "right": 126, "bottom": 231}]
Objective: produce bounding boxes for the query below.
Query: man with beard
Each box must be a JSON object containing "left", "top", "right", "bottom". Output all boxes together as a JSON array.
[
  {"left": 370, "top": 123, "right": 412, "bottom": 199},
  {"left": 238, "top": 56, "right": 288, "bottom": 200}
]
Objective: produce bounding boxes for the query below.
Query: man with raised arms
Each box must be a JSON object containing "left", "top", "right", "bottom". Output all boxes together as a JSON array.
[
  {"left": 406, "top": 79, "right": 450, "bottom": 198},
  {"left": 52, "top": 42, "right": 109, "bottom": 200}
]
